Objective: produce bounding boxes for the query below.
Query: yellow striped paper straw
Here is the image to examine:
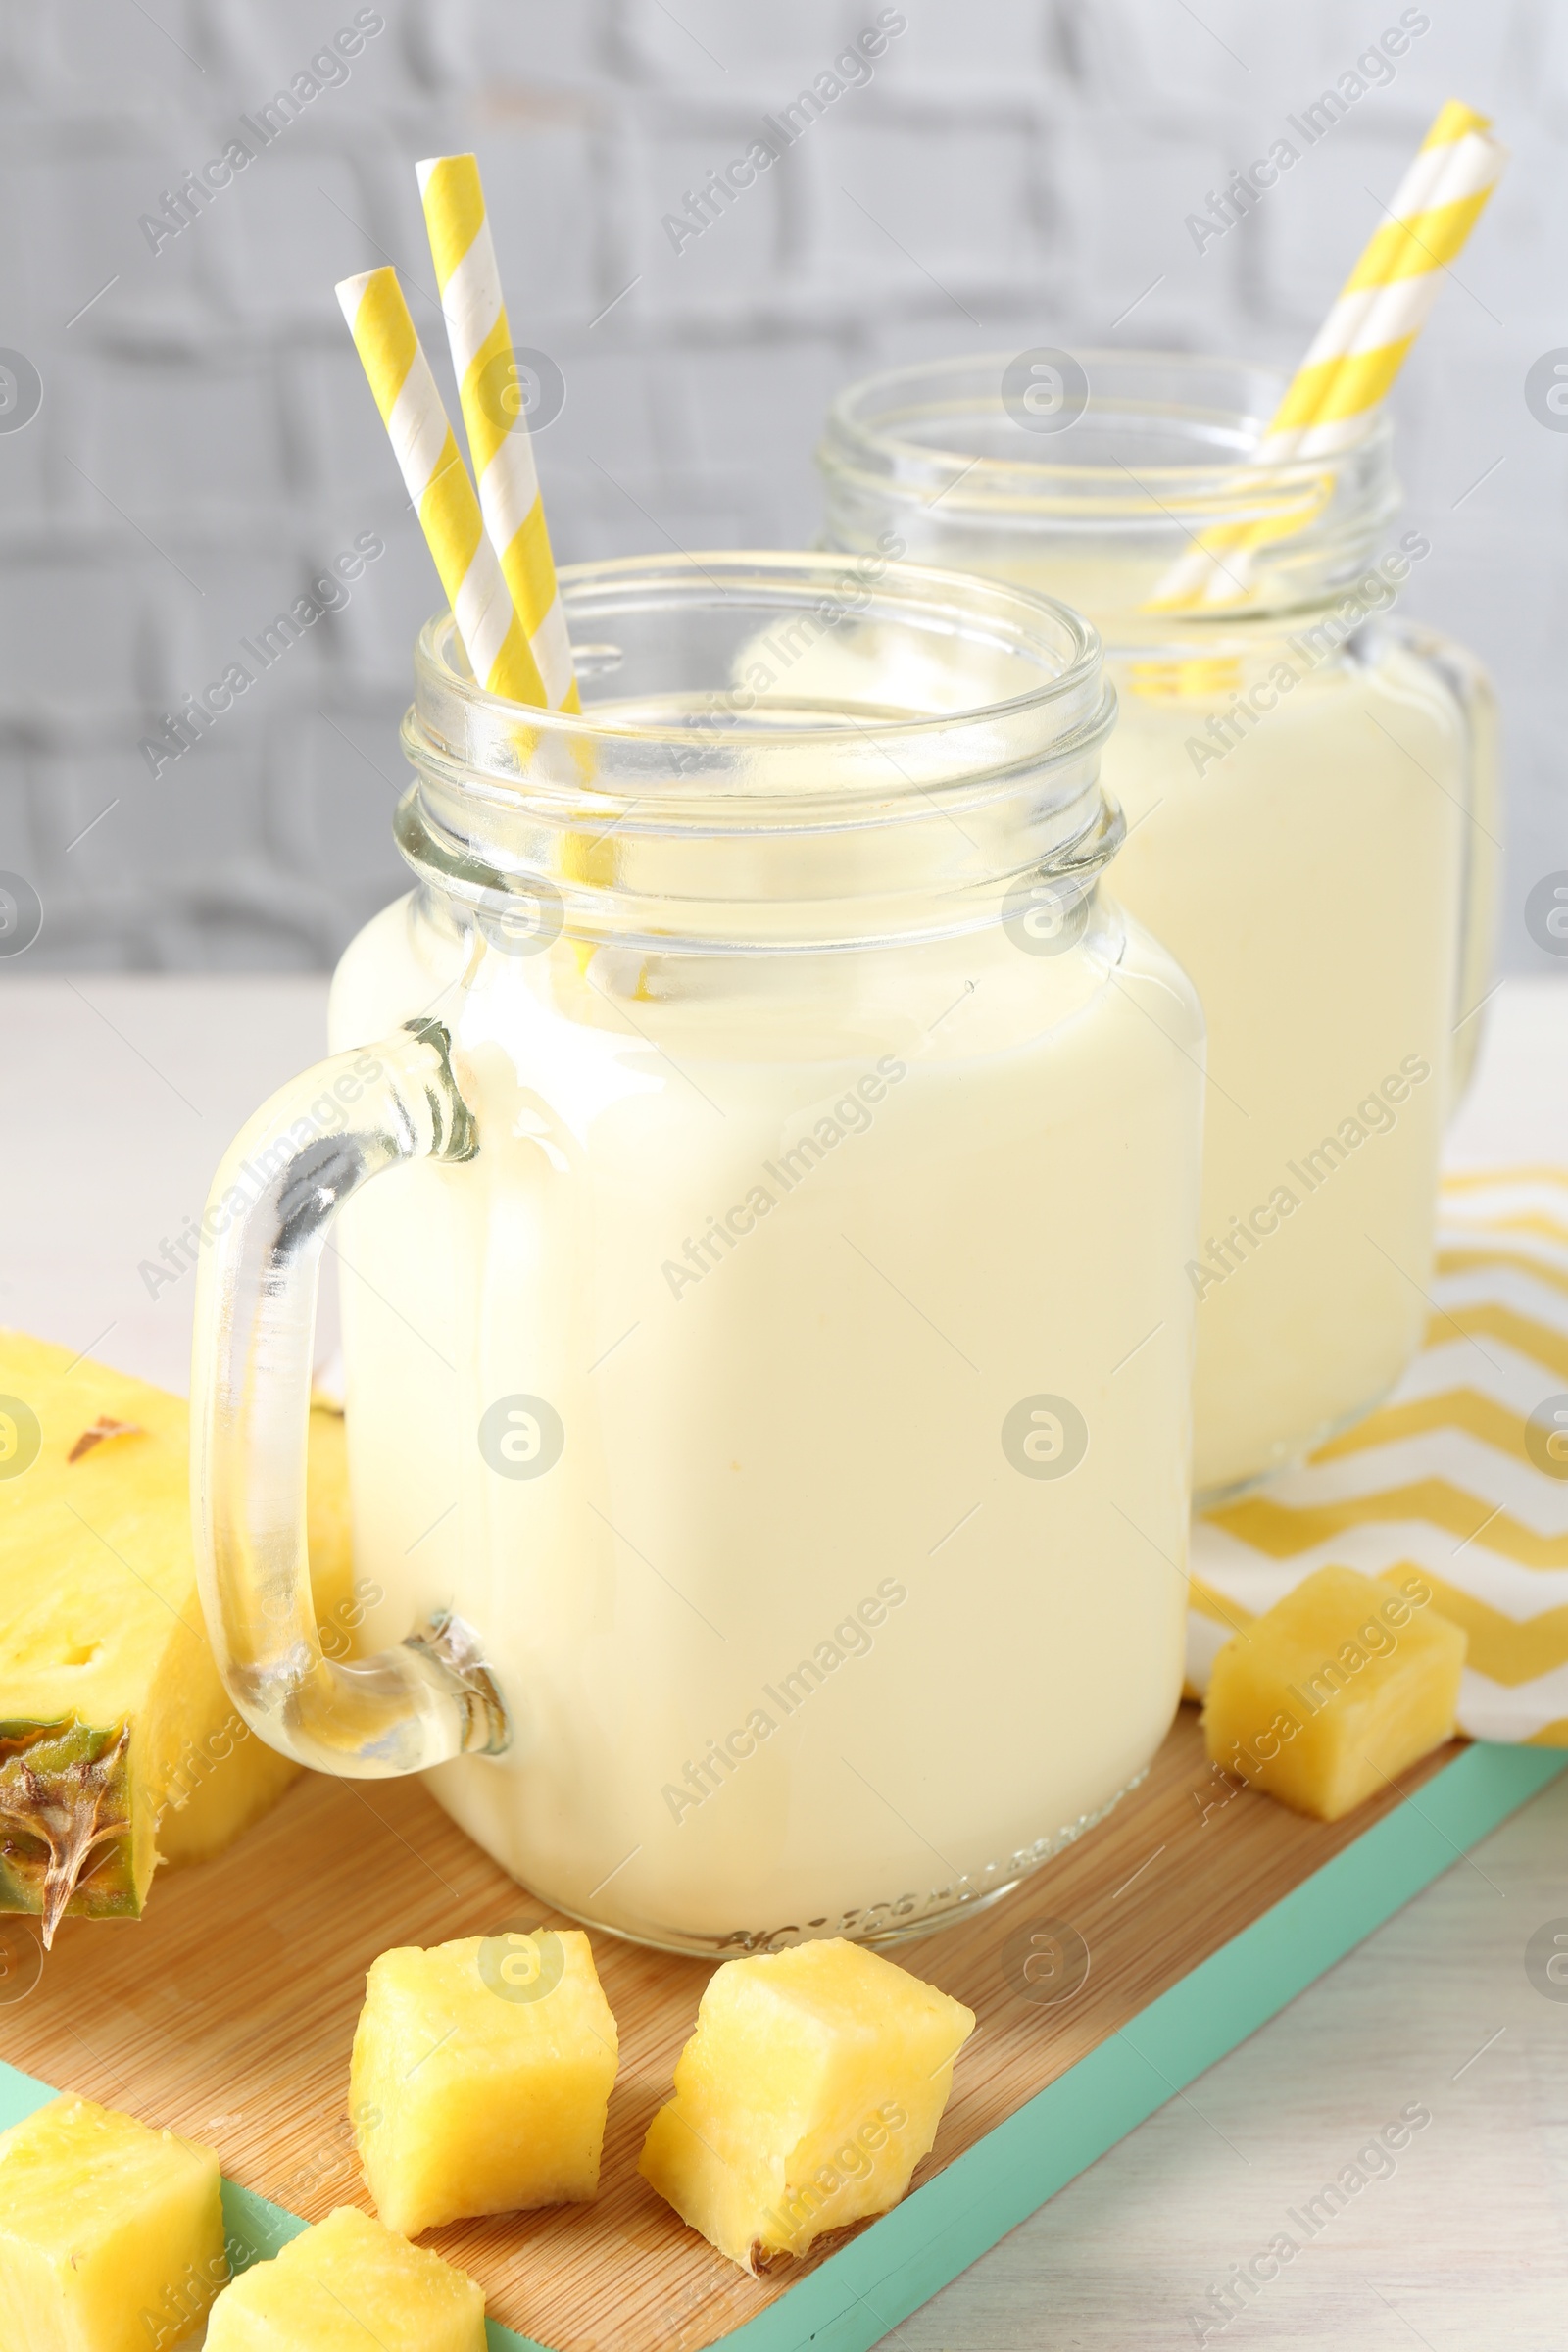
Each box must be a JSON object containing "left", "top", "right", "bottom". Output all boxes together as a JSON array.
[
  {"left": 1261, "top": 99, "right": 1505, "bottom": 461},
  {"left": 335, "top": 265, "right": 547, "bottom": 706},
  {"left": 1152, "top": 100, "right": 1507, "bottom": 612},
  {"left": 417, "top": 153, "right": 580, "bottom": 712}
]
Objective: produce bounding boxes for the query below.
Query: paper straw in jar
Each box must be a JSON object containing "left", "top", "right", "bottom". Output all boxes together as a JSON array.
[
  {"left": 335, "top": 265, "right": 548, "bottom": 707},
  {"left": 1263, "top": 100, "right": 1505, "bottom": 460},
  {"left": 416, "top": 152, "right": 580, "bottom": 712},
  {"left": 1149, "top": 100, "right": 1507, "bottom": 613}
]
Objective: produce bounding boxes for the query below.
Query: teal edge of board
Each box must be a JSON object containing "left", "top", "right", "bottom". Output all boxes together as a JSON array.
[{"left": 1, "top": 1740, "right": 1560, "bottom": 2352}]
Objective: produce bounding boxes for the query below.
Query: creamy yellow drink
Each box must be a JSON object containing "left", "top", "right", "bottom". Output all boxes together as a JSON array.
[
  {"left": 820, "top": 355, "right": 1488, "bottom": 1494},
  {"left": 193, "top": 559, "right": 1206, "bottom": 1949},
  {"left": 327, "top": 877, "right": 1200, "bottom": 1946},
  {"left": 180, "top": 557, "right": 1198, "bottom": 1953},
  {"left": 1104, "top": 618, "right": 1458, "bottom": 1493}
]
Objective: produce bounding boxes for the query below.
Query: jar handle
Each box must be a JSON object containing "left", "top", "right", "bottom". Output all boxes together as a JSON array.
[
  {"left": 190, "top": 1018, "right": 510, "bottom": 1777},
  {"left": 1383, "top": 614, "right": 1500, "bottom": 1103}
]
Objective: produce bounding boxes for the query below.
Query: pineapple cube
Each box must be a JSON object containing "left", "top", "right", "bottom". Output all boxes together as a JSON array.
[
  {"left": 0, "top": 2093, "right": 225, "bottom": 2352},
  {"left": 351, "top": 1929, "right": 619, "bottom": 2237},
  {"left": 0, "top": 1330, "right": 358, "bottom": 1941},
  {"left": 1202, "top": 1565, "right": 1466, "bottom": 1821},
  {"left": 640, "top": 1937, "right": 976, "bottom": 2273},
  {"left": 205, "top": 2206, "right": 484, "bottom": 2352}
]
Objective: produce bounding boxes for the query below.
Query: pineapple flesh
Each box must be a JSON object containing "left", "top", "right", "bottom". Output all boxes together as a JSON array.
[
  {"left": 640, "top": 1937, "right": 976, "bottom": 2272},
  {"left": 0, "top": 1331, "right": 357, "bottom": 1941},
  {"left": 0, "top": 2093, "right": 225, "bottom": 2352},
  {"left": 351, "top": 1929, "right": 619, "bottom": 2237},
  {"left": 1202, "top": 1564, "right": 1466, "bottom": 1821},
  {"left": 205, "top": 2205, "right": 485, "bottom": 2352}
]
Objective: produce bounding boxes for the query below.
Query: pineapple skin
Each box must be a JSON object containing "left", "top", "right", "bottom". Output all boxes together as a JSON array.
[
  {"left": 204, "top": 2206, "right": 485, "bottom": 2352},
  {"left": 640, "top": 1937, "right": 976, "bottom": 2272},
  {"left": 1202, "top": 1565, "right": 1466, "bottom": 1820},
  {"left": 0, "top": 1332, "right": 357, "bottom": 1929},
  {"left": 351, "top": 1930, "right": 620, "bottom": 2238},
  {"left": 0, "top": 2093, "right": 225, "bottom": 2352}
]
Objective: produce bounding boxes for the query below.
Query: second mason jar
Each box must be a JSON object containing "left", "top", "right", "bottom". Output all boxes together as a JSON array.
[{"left": 820, "top": 353, "right": 1494, "bottom": 1497}]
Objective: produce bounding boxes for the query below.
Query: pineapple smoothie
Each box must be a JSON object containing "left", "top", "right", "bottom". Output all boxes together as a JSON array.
[
  {"left": 172, "top": 552, "right": 1210, "bottom": 1955},
  {"left": 1087, "top": 588, "right": 1461, "bottom": 1494},
  {"left": 328, "top": 871, "right": 1201, "bottom": 1949},
  {"left": 195, "top": 557, "right": 1205, "bottom": 1951},
  {"left": 819, "top": 354, "right": 1487, "bottom": 1494}
]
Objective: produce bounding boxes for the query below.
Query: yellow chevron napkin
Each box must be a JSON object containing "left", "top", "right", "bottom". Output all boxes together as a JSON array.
[{"left": 1188, "top": 1168, "right": 1568, "bottom": 1747}]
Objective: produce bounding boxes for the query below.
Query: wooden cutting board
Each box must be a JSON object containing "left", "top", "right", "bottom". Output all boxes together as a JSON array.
[{"left": 0, "top": 1710, "right": 1559, "bottom": 2352}]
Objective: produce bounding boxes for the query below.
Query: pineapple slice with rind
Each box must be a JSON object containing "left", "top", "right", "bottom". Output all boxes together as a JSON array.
[
  {"left": 0, "top": 1331, "right": 358, "bottom": 1940},
  {"left": 205, "top": 2206, "right": 484, "bottom": 2352},
  {"left": 351, "top": 1929, "right": 619, "bottom": 2237},
  {"left": 640, "top": 1936, "right": 975, "bottom": 2272},
  {"left": 0, "top": 2092, "right": 225, "bottom": 2352},
  {"left": 1202, "top": 1564, "right": 1466, "bottom": 1821}
]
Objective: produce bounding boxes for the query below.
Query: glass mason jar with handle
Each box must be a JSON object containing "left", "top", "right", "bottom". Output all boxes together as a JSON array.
[
  {"left": 818, "top": 353, "right": 1496, "bottom": 1500},
  {"left": 191, "top": 552, "right": 1204, "bottom": 1957}
]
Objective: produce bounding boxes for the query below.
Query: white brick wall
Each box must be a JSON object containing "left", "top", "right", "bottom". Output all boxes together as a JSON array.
[{"left": 2, "top": 0, "right": 1564, "bottom": 971}]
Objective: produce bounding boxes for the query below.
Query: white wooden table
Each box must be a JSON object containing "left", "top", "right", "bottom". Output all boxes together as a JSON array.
[{"left": 4, "top": 969, "right": 1566, "bottom": 2349}]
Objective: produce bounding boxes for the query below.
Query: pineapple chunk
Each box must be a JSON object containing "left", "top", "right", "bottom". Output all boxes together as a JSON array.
[
  {"left": 640, "top": 1937, "right": 975, "bottom": 2273},
  {"left": 1202, "top": 1565, "right": 1466, "bottom": 1821},
  {"left": 351, "top": 1929, "right": 619, "bottom": 2237},
  {"left": 0, "top": 1331, "right": 357, "bottom": 1940},
  {"left": 0, "top": 2093, "right": 225, "bottom": 2352},
  {"left": 205, "top": 2206, "right": 484, "bottom": 2352}
]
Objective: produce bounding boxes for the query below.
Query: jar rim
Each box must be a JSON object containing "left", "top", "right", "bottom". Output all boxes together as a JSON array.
[
  {"left": 410, "top": 549, "right": 1107, "bottom": 779},
  {"left": 395, "top": 552, "right": 1123, "bottom": 954},
  {"left": 818, "top": 347, "right": 1394, "bottom": 515}
]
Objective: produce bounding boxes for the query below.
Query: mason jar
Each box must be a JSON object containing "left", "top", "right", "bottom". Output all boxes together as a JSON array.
[
  {"left": 191, "top": 553, "right": 1203, "bottom": 1955},
  {"left": 819, "top": 353, "right": 1496, "bottom": 1499}
]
